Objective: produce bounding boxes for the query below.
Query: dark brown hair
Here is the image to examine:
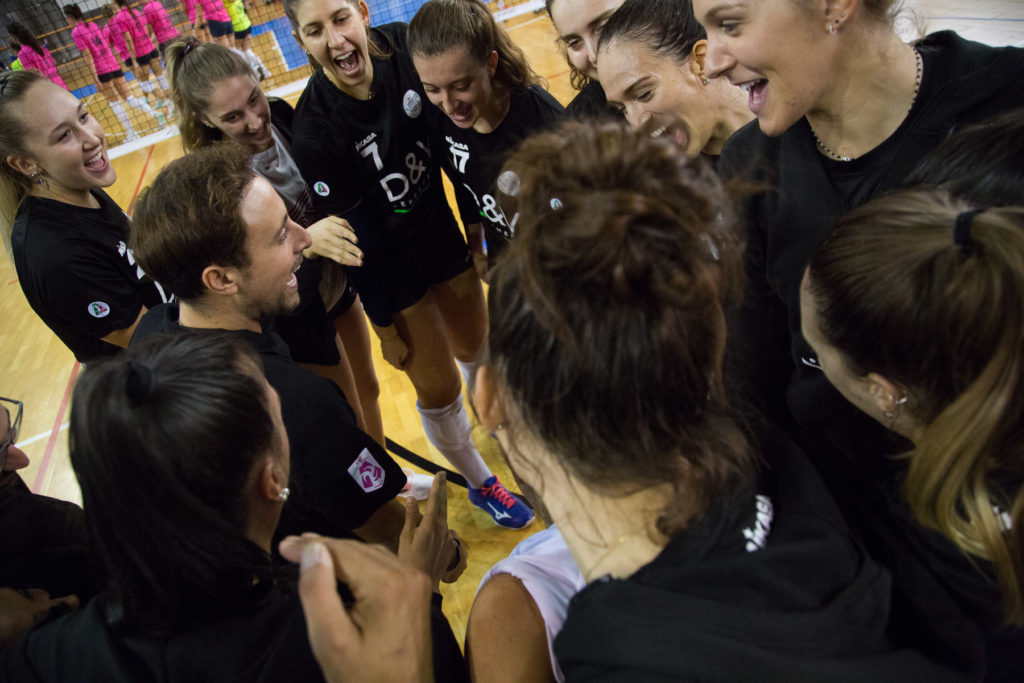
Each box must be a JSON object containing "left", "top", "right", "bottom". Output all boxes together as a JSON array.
[
  {"left": 488, "top": 120, "right": 753, "bottom": 538},
  {"left": 165, "top": 38, "right": 254, "bottom": 151},
  {"left": 408, "top": 0, "right": 540, "bottom": 91},
  {"left": 131, "top": 143, "right": 257, "bottom": 301},
  {"left": 597, "top": 0, "right": 706, "bottom": 65},
  {"left": 806, "top": 190, "right": 1024, "bottom": 624},
  {"left": 71, "top": 332, "right": 276, "bottom": 631}
]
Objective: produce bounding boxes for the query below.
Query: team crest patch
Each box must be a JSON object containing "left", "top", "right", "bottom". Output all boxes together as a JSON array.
[
  {"left": 88, "top": 301, "right": 110, "bottom": 318},
  {"left": 403, "top": 89, "right": 422, "bottom": 118},
  {"left": 313, "top": 181, "right": 330, "bottom": 196},
  {"left": 348, "top": 448, "right": 386, "bottom": 492}
]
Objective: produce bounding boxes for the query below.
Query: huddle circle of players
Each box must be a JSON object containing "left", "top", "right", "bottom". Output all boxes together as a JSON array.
[{"left": 2, "top": 0, "right": 1024, "bottom": 680}]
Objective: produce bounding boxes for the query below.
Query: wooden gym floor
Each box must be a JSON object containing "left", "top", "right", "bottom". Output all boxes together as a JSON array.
[{"left": 2, "top": 0, "right": 1020, "bottom": 649}]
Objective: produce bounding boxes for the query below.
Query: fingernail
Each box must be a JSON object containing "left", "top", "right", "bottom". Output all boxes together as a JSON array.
[{"left": 300, "top": 542, "right": 330, "bottom": 573}]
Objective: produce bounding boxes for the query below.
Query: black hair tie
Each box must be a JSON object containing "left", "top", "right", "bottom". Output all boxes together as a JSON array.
[
  {"left": 954, "top": 208, "right": 985, "bottom": 254},
  {"left": 183, "top": 37, "right": 200, "bottom": 55},
  {"left": 126, "top": 361, "right": 154, "bottom": 406}
]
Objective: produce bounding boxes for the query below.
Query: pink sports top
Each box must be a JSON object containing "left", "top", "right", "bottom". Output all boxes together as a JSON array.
[
  {"left": 72, "top": 22, "right": 120, "bottom": 76},
  {"left": 184, "top": 0, "right": 231, "bottom": 24},
  {"left": 18, "top": 45, "right": 68, "bottom": 90},
  {"left": 103, "top": 23, "right": 130, "bottom": 63},
  {"left": 111, "top": 7, "right": 156, "bottom": 57},
  {"left": 142, "top": 1, "right": 179, "bottom": 44}
]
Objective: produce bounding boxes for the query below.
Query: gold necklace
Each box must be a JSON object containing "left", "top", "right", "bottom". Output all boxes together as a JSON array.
[{"left": 812, "top": 48, "right": 922, "bottom": 162}]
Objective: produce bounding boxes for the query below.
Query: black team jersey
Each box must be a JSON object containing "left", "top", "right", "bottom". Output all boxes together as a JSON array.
[
  {"left": 12, "top": 190, "right": 170, "bottom": 362},
  {"left": 432, "top": 84, "right": 564, "bottom": 265},
  {"left": 291, "top": 23, "right": 461, "bottom": 326}
]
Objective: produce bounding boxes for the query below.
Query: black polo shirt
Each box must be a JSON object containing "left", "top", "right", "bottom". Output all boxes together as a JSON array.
[{"left": 132, "top": 304, "right": 405, "bottom": 543}]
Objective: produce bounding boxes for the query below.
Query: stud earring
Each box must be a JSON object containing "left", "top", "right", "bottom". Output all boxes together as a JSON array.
[
  {"left": 829, "top": 22, "right": 838, "bottom": 36},
  {"left": 277, "top": 487, "right": 291, "bottom": 502}
]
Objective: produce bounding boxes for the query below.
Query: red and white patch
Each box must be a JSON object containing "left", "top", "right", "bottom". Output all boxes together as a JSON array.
[
  {"left": 348, "top": 448, "right": 385, "bottom": 493},
  {"left": 88, "top": 301, "right": 110, "bottom": 318}
]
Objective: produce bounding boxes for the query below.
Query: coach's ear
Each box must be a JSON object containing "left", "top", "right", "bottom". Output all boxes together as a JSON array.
[{"left": 200, "top": 263, "right": 241, "bottom": 297}]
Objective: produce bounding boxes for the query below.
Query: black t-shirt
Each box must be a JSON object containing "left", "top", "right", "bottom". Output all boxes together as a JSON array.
[
  {"left": 0, "top": 584, "right": 326, "bottom": 682},
  {"left": 433, "top": 85, "right": 564, "bottom": 264},
  {"left": 292, "top": 23, "right": 460, "bottom": 325},
  {"left": 554, "top": 430, "right": 968, "bottom": 682},
  {"left": 566, "top": 80, "right": 624, "bottom": 122},
  {"left": 718, "top": 31, "right": 1024, "bottom": 679},
  {"left": 12, "top": 190, "right": 170, "bottom": 362},
  {"left": 0, "top": 472, "right": 102, "bottom": 602},
  {"left": 132, "top": 304, "right": 405, "bottom": 542}
]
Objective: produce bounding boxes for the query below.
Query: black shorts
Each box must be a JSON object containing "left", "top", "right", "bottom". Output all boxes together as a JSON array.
[
  {"left": 234, "top": 26, "right": 251, "bottom": 40},
  {"left": 123, "top": 57, "right": 134, "bottom": 67},
  {"left": 135, "top": 49, "right": 159, "bottom": 66},
  {"left": 208, "top": 19, "right": 234, "bottom": 37},
  {"left": 326, "top": 279, "right": 358, "bottom": 319},
  {"left": 387, "top": 218, "right": 472, "bottom": 315},
  {"left": 97, "top": 69, "right": 124, "bottom": 83}
]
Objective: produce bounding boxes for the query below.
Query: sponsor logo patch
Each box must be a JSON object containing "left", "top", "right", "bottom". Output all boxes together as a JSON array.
[
  {"left": 403, "top": 89, "right": 422, "bottom": 118},
  {"left": 314, "top": 181, "right": 330, "bottom": 196},
  {"left": 88, "top": 301, "right": 110, "bottom": 318},
  {"left": 348, "top": 448, "right": 385, "bottom": 492}
]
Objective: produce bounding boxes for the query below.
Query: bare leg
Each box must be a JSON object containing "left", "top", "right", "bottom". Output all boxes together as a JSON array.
[
  {"left": 334, "top": 296, "right": 384, "bottom": 446},
  {"left": 432, "top": 266, "right": 487, "bottom": 363},
  {"left": 298, "top": 334, "right": 368, "bottom": 434}
]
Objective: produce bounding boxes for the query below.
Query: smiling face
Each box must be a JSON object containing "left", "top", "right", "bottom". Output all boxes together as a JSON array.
[
  {"left": 8, "top": 79, "right": 115, "bottom": 192},
  {"left": 292, "top": 0, "right": 374, "bottom": 98},
  {"left": 235, "top": 176, "right": 312, "bottom": 319},
  {"left": 599, "top": 38, "right": 715, "bottom": 156},
  {"left": 548, "top": 0, "right": 625, "bottom": 81},
  {"left": 414, "top": 47, "right": 498, "bottom": 131},
  {"left": 694, "top": 0, "right": 832, "bottom": 136},
  {"left": 203, "top": 75, "right": 273, "bottom": 153}
]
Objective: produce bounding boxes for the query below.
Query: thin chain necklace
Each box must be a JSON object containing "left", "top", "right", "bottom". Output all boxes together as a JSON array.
[{"left": 812, "top": 48, "right": 922, "bottom": 162}]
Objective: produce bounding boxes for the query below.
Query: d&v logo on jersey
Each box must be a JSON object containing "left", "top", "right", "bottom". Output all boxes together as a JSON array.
[
  {"left": 88, "top": 301, "right": 110, "bottom": 318},
  {"left": 314, "top": 181, "right": 330, "bottom": 197},
  {"left": 348, "top": 448, "right": 386, "bottom": 492}
]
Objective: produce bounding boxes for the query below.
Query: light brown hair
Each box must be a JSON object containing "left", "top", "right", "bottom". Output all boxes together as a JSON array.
[
  {"left": 807, "top": 190, "right": 1024, "bottom": 624},
  {"left": 165, "top": 38, "right": 255, "bottom": 152},
  {"left": 0, "top": 70, "right": 45, "bottom": 253}
]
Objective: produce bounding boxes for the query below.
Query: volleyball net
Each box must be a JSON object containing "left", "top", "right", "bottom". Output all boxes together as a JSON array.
[{"left": 0, "top": 0, "right": 542, "bottom": 153}]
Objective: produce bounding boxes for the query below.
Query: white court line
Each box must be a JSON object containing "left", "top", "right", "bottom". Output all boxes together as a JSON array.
[
  {"left": 506, "top": 14, "right": 549, "bottom": 31},
  {"left": 16, "top": 423, "right": 69, "bottom": 448}
]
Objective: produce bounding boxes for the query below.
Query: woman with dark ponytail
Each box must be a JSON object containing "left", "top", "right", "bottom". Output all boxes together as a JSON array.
[
  {"left": 408, "top": 0, "right": 564, "bottom": 278},
  {"left": 802, "top": 191, "right": 1024, "bottom": 679},
  {"left": 5, "top": 24, "right": 67, "bottom": 90},
  {"left": 110, "top": 0, "right": 172, "bottom": 109},
  {"left": 474, "top": 120, "right": 961, "bottom": 680}
]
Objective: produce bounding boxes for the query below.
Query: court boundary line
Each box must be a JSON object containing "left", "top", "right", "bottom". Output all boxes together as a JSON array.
[{"left": 32, "top": 363, "right": 80, "bottom": 494}]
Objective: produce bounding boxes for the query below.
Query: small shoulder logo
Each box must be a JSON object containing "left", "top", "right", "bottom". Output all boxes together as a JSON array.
[
  {"left": 88, "top": 301, "right": 111, "bottom": 318},
  {"left": 313, "top": 181, "right": 330, "bottom": 197},
  {"left": 743, "top": 494, "right": 774, "bottom": 552},
  {"left": 348, "top": 448, "right": 385, "bottom": 493},
  {"left": 403, "top": 89, "right": 422, "bottom": 118}
]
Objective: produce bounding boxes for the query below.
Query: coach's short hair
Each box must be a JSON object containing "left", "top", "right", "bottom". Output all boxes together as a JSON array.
[{"left": 131, "top": 143, "right": 257, "bottom": 301}]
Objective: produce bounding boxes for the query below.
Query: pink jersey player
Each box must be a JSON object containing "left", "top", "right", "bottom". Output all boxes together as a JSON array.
[
  {"left": 103, "top": 22, "right": 131, "bottom": 64},
  {"left": 142, "top": 0, "right": 179, "bottom": 45},
  {"left": 71, "top": 21, "right": 120, "bottom": 76},
  {"left": 17, "top": 44, "right": 68, "bottom": 90},
  {"left": 111, "top": 6, "right": 156, "bottom": 58},
  {"left": 183, "top": 0, "right": 231, "bottom": 25}
]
